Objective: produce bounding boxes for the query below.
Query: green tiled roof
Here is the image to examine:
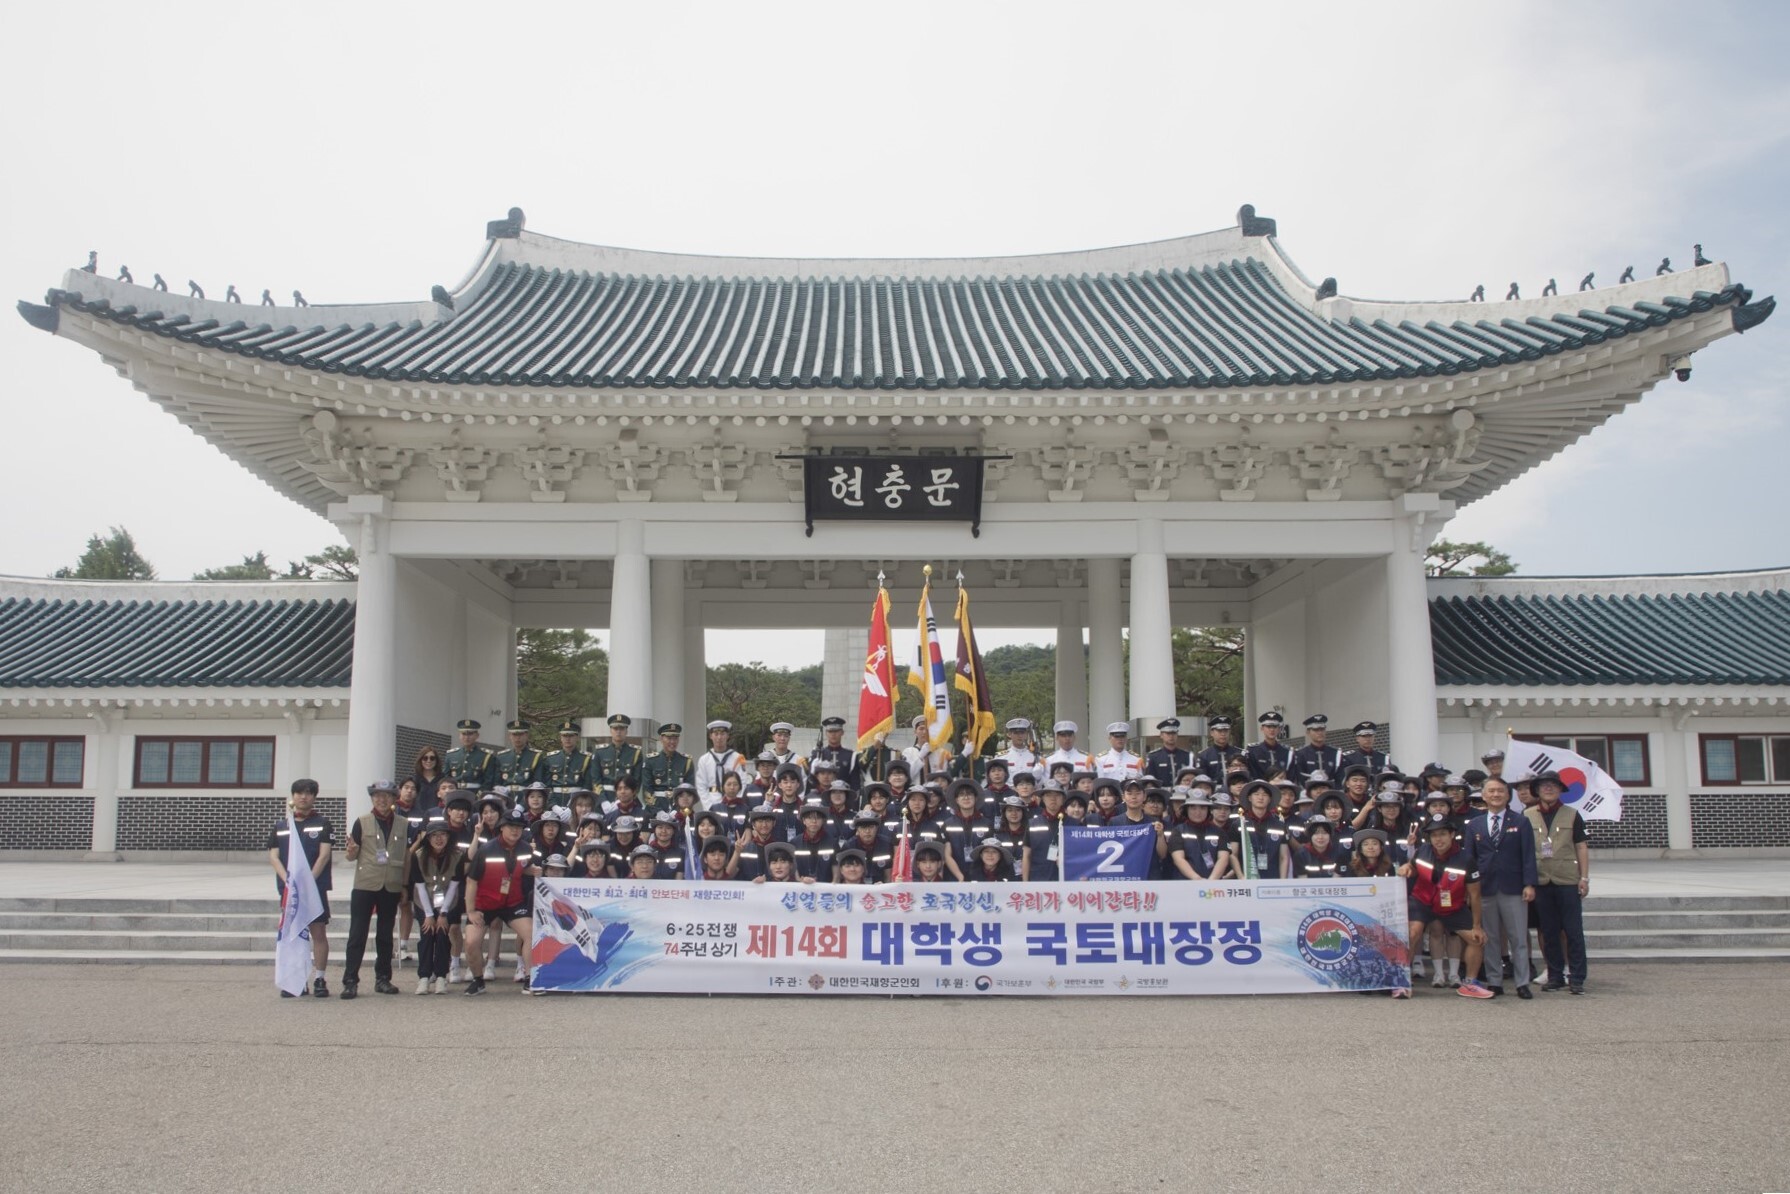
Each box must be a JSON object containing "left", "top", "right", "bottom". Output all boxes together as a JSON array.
[
  {"left": 37, "top": 262, "right": 1761, "bottom": 392},
  {"left": 1431, "top": 589, "right": 1790, "bottom": 686},
  {"left": 0, "top": 597, "right": 354, "bottom": 688}
]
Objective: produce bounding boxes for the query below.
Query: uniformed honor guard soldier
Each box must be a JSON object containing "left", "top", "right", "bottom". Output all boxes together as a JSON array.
[
  {"left": 640, "top": 723, "right": 694, "bottom": 809},
  {"left": 1144, "top": 717, "right": 1194, "bottom": 788},
  {"left": 856, "top": 729, "right": 900, "bottom": 785},
  {"left": 766, "top": 721, "right": 807, "bottom": 771},
  {"left": 593, "top": 714, "right": 644, "bottom": 802},
  {"left": 544, "top": 719, "right": 594, "bottom": 801},
  {"left": 998, "top": 718, "right": 1042, "bottom": 773},
  {"left": 444, "top": 719, "right": 498, "bottom": 791},
  {"left": 1289, "top": 714, "right": 1343, "bottom": 785},
  {"left": 1195, "top": 717, "right": 1243, "bottom": 783},
  {"left": 1245, "top": 711, "right": 1294, "bottom": 779},
  {"left": 1339, "top": 720, "right": 1394, "bottom": 776},
  {"left": 1045, "top": 721, "right": 1093, "bottom": 771},
  {"left": 696, "top": 720, "right": 747, "bottom": 805},
  {"left": 494, "top": 720, "right": 546, "bottom": 789},
  {"left": 809, "top": 716, "right": 859, "bottom": 788},
  {"left": 1095, "top": 722, "right": 1143, "bottom": 781}
]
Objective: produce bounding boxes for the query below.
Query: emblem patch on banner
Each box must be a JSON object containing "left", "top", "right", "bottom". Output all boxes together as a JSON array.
[{"left": 1295, "top": 909, "right": 1360, "bottom": 973}]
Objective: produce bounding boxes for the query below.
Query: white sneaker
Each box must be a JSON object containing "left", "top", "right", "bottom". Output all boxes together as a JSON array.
[
  {"left": 512, "top": 958, "right": 527, "bottom": 983},
  {"left": 482, "top": 961, "right": 496, "bottom": 980},
  {"left": 399, "top": 940, "right": 413, "bottom": 964},
  {"left": 1431, "top": 970, "right": 1449, "bottom": 988},
  {"left": 415, "top": 977, "right": 430, "bottom": 995},
  {"left": 433, "top": 977, "right": 450, "bottom": 994}
]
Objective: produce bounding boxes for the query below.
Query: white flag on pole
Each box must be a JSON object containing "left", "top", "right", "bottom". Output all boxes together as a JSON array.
[
  {"left": 1503, "top": 737, "right": 1625, "bottom": 822},
  {"left": 274, "top": 811, "right": 325, "bottom": 995}
]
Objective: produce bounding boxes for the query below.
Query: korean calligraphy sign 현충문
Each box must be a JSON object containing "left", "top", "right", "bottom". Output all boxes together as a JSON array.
[{"left": 801, "top": 455, "right": 989, "bottom": 536}]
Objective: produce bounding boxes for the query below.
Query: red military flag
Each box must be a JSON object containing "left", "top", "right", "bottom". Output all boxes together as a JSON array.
[
  {"left": 856, "top": 581, "right": 897, "bottom": 750},
  {"left": 953, "top": 583, "right": 995, "bottom": 757}
]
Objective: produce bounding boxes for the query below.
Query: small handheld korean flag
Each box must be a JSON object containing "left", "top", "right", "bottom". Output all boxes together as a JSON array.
[
  {"left": 274, "top": 811, "right": 325, "bottom": 995},
  {"left": 1504, "top": 737, "right": 1625, "bottom": 822}
]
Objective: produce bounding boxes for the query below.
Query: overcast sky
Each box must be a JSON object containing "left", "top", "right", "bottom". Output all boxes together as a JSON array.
[{"left": 3, "top": 1, "right": 1786, "bottom": 664}]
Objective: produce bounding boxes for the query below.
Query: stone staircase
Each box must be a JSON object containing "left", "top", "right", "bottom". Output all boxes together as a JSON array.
[
  {"left": 1581, "top": 894, "right": 1790, "bottom": 961},
  {"left": 0, "top": 892, "right": 1786, "bottom": 965}
]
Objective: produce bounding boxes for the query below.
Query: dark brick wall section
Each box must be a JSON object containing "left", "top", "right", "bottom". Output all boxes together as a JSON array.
[
  {"left": 1691, "top": 793, "right": 1790, "bottom": 848},
  {"left": 1588, "top": 793, "right": 1668, "bottom": 850},
  {"left": 117, "top": 794, "right": 348, "bottom": 852},
  {"left": 0, "top": 794, "right": 95, "bottom": 850},
  {"left": 394, "top": 725, "right": 449, "bottom": 783}
]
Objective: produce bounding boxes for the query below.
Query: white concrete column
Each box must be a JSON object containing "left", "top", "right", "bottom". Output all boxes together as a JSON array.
[
  {"left": 607, "top": 520, "right": 652, "bottom": 720},
  {"left": 1087, "top": 557, "right": 1124, "bottom": 730},
  {"left": 1386, "top": 502, "right": 1441, "bottom": 770},
  {"left": 650, "top": 557, "right": 686, "bottom": 727},
  {"left": 343, "top": 496, "right": 397, "bottom": 823},
  {"left": 1659, "top": 716, "right": 1693, "bottom": 851},
  {"left": 683, "top": 621, "right": 708, "bottom": 729},
  {"left": 822, "top": 626, "right": 870, "bottom": 722},
  {"left": 1127, "top": 521, "right": 1174, "bottom": 725},
  {"left": 1054, "top": 598, "right": 1089, "bottom": 734},
  {"left": 86, "top": 711, "right": 119, "bottom": 853}
]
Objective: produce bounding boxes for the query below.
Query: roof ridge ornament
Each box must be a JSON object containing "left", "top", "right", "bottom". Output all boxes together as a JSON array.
[
  {"left": 1237, "top": 204, "right": 1277, "bottom": 238},
  {"left": 487, "top": 207, "right": 526, "bottom": 239}
]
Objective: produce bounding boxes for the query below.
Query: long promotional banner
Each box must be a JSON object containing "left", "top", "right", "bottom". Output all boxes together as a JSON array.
[{"left": 531, "top": 877, "right": 1412, "bottom": 996}]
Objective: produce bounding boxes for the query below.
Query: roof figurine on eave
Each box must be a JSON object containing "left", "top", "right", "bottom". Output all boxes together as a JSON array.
[{"left": 18, "top": 204, "right": 1774, "bottom": 393}]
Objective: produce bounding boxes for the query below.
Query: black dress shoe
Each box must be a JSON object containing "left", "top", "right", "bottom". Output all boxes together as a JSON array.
[
  {"left": 1485, "top": 985, "right": 1504, "bottom": 997},
  {"left": 280, "top": 990, "right": 297, "bottom": 998},
  {"left": 1542, "top": 979, "right": 1566, "bottom": 992},
  {"left": 1516, "top": 985, "right": 1533, "bottom": 1000},
  {"left": 339, "top": 981, "right": 358, "bottom": 1000},
  {"left": 374, "top": 979, "right": 399, "bottom": 995},
  {"left": 1569, "top": 983, "right": 1584, "bottom": 995},
  {"left": 312, "top": 977, "right": 331, "bottom": 999}
]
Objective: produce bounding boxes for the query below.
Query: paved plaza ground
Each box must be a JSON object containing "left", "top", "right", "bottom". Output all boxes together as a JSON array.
[{"left": 0, "top": 959, "right": 1784, "bottom": 1192}]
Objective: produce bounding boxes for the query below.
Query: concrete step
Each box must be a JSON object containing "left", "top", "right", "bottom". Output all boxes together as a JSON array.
[
  {"left": 1584, "top": 895, "right": 1790, "bottom": 912},
  {"left": 1582, "top": 910, "right": 1790, "bottom": 930},
  {"left": 1583, "top": 927, "right": 1790, "bottom": 950},
  {"left": 0, "top": 912, "right": 281, "bottom": 932},
  {"left": 0, "top": 897, "right": 347, "bottom": 915},
  {"left": 1588, "top": 948, "right": 1790, "bottom": 962}
]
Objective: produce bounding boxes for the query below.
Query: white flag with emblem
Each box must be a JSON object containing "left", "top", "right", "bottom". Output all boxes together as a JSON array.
[
  {"left": 1503, "top": 737, "right": 1625, "bottom": 822},
  {"left": 274, "top": 811, "right": 325, "bottom": 994}
]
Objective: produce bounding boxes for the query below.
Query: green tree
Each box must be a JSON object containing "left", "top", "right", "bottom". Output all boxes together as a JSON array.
[
  {"left": 194, "top": 551, "right": 277, "bottom": 580},
  {"left": 980, "top": 643, "right": 1056, "bottom": 738},
  {"left": 706, "top": 661, "right": 822, "bottom": 755},
  {"left": 1425, "top": 538, "right": 1516, "bottom": 577},
  {"left": 285, "top": 543, "right": 359, "bottom": 580},
  {"left": 1171, "top": 627, "right": 1245, "bottom": 723},
  {"left": 54, "top": 526, "right": 156, "bottom": 579},
  {"left": 516, "top": 630, "right": 608, "bottom": 744}
]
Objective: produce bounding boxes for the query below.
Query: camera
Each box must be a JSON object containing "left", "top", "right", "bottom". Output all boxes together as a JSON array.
[{"left": 1671, "top": 354, "right": 1692, "bottom": 382}]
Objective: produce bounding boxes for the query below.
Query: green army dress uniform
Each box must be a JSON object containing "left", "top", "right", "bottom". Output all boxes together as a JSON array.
[
  {"left": 443, "top": 719, "right": 498, "bottom": 790},
  {"left": 640, "top": 722, "right": 695, "bottom": 808},
  {"left": 494, "top": 720, "right": 547, "bottom": 788},
  {"left": 592, "top": 714, "right": 645, "bottom": 803}
]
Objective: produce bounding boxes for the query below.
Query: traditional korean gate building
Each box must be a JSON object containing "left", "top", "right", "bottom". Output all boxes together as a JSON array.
[{"left": 7, "top": 205, "right": 1782, "bottom": 851}]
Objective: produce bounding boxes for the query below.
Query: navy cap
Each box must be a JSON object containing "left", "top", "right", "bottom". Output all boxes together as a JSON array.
[
  {"left": 820, "top": 716, "right": 846, "bottom": 729},
  {"left": 1352, "top": 721, "right": 1377, "bottom": 735},
  {"left": 1302, "top": 714, "right": 1328, "bottom": 728}
]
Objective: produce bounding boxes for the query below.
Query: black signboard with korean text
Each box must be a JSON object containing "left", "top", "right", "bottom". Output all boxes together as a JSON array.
[{"left": 799, "top": 455, "right": 992, "bottom": 537}]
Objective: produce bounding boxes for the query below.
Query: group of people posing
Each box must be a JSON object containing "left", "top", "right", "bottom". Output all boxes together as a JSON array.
[{"left": 269, "top": 709, "right": 1592, "bottom": 1003}]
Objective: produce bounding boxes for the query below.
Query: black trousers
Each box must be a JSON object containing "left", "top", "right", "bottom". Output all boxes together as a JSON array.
[
  {"left": 344, "top": 888, "right": 399, "bottom": 983},
  {"left": 416, "top": 919, "right": 455, "bottom": 979},
  {"left": 1534, "top": 883, "right": 1587, "bottom": 985}
]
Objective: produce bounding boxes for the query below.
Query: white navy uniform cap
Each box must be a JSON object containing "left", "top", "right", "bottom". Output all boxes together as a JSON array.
[
  {"left": 706, "top": 720, "right": 732, "bottom": 732},
  {"left": 1053, "top": 721, "right": 1078, "bottom": 735},
  {"left": 1106, "top": 722, "right": 1131, "bottom": 736}
]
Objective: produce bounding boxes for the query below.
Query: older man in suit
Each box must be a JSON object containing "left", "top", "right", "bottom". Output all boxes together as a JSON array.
[{"left": 1467, "top": 776, "right": 1538, "bottom": 999}]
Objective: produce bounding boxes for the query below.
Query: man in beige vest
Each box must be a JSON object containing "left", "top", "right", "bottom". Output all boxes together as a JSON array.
[
  {"left": 1525, "top": 771, "right": 1590, "bottom": 994},
  {"left": 340, "top": 780, "right": 411, "bottom": 999}
]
